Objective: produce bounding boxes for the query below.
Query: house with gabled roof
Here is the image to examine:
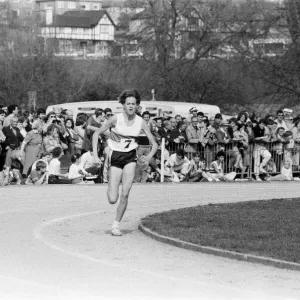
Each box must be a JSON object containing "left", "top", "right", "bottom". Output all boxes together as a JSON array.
[{"left": 40, "top": 10, "right": 115, "bottom": 58}]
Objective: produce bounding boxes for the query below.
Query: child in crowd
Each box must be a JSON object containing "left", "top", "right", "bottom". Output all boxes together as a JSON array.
[
  {"left": 145, "top": 165, "right": 157, "bottom": 183},
  {"left": 209, "top": 151, "right": 237, "bottom": 181},
  {"left": 68, "top": 153, "right": 93, "bottom": 184},
  {"left": 25, "top": 161, "right": 48, "bottom": 185},
  {"left": 267, "top": 160, "right": 294, "bottom": 181},
  {"left": 189, "top": 154, "right": 213, "bottom": 182},
  {"left": 31, "top": 151, "right": 51, "bottom": 172},
  {"left": 0, "top": 162, "right": 22, "bottom": 186},
  {"left": 0, "top": 165, "right": 11, "bottom": 186},
  {"left": 10, "top": 161, "right": 22, "bottom": 185},
  {"left": 48, "top": 146, "right": 71, "bottom": 184}
]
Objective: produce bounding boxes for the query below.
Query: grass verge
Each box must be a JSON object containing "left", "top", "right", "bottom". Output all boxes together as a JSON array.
[{"left": 141, "top": 198, "right": 300, "bottom": 263}]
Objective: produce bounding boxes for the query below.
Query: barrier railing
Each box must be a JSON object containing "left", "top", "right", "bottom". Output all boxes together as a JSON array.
[{"left": 159, "top": 140, "right": 300, "bottom": 181}]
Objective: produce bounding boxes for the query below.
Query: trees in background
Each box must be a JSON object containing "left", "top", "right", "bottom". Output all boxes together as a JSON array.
[{"left": 0, "top": 0, "right": 299, "bottom": 116}]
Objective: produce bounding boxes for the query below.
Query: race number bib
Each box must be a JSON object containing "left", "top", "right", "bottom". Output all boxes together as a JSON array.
[{"left": 120, "top": 138, "right": 134, "bottom": 149}]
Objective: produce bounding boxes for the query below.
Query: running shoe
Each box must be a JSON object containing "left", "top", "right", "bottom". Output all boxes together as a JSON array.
[
  {"left": 255, "top": 176, "right": 262, "bottom": 181},
  {"left": 111, "top": 227, "right": 122, "bottom": 236}
]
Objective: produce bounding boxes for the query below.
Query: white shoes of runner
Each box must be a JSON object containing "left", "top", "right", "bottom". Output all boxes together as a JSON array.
[{"left": 111, "top": 227, "right": 122, "bottom": 236}]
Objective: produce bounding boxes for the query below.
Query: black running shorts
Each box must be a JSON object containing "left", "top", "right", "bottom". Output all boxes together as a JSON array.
[{"left": 110, "top": 149, "right": 137, "bottom": 169}]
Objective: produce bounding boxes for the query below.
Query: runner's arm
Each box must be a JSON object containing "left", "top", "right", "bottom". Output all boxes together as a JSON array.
[
  {"left": 141, "top": 120, "right": 158, "bottom": 161},
  {"left": 92, "top": 116, "right": 116, "bottom": 159}
]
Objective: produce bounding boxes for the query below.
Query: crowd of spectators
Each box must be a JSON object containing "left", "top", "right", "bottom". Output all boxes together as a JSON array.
[{"left": 0, "top": 103, "right": 300, "bottom": 186}]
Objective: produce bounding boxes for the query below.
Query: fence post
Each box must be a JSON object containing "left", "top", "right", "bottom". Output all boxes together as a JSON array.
[{"left": 160, "top": 138, "right": 165, "bottom": 183}]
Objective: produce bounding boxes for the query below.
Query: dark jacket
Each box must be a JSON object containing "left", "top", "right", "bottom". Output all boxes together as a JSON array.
[
  {"left": 158, "top": 128, "right": 171, "bottom": 149},
  {"left": 2, "top": 126, "right": 24, "bottom": 150}
]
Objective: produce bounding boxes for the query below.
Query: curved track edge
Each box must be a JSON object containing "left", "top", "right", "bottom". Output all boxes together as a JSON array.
[{"left": 139, "top": 223, "right": 300, "bottom": 272}]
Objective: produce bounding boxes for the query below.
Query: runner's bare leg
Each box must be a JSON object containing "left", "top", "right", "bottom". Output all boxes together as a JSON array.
[{"left": 115, "top": 162, "right": 136, "bottom": 222}]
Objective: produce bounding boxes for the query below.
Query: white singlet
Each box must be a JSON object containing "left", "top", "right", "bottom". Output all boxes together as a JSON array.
[{"left": 108, "top": 113, "right": 143, "bottom": 152}]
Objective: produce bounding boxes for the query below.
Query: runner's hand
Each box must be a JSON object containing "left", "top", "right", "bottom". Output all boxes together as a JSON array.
[
  {"left": 140, "top": 155, "right": 150, "bottom": 166},
  {"left": 93, "top": 155, "right": 101, "bottom": 164}
]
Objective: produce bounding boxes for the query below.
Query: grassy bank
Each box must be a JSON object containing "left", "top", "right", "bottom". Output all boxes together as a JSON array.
[{"left": 141, "top": 198, "right": 300, "bottom": 263}]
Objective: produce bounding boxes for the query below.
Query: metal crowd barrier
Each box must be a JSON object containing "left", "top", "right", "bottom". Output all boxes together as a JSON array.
[{"left": 161, "top": 139, "right": 300, "bottom": 180}]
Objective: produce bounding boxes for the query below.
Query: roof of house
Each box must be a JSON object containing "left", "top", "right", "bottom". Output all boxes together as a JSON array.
[{"left": 50, "top": 10, "right": 115, "bottom": 28}]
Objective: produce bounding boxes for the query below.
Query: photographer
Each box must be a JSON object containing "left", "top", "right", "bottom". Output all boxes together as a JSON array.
[{"left": 43, "top": 112, "right": 67, "bottom": 136}]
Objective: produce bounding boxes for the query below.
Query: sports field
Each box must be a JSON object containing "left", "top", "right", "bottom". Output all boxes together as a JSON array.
[{"left": 1, "top": 182, "right": 300, "bottom": 299}]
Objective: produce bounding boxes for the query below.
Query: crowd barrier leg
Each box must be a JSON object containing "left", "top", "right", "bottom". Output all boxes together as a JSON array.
[{"left": 160, "top": 138, "right": 165, "bottom": 183}]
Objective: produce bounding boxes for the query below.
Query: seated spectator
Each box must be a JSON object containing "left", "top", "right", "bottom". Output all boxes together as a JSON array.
[
  {"left": 43, "top": 124, "right": 62, "bottom": 153},
  {"left": 80, "top": 145, "right": 102, "bottom": 175},
  {"left": 266, "top": 160, "right": 293, "bottom": 181},
  {"left": 209, "top": 151, "right": 236, "bottom": 181},
  {"left": 25, "top": 160, "right": 48, "bottom": 185},
  {"left": 145, "top": 166, "right": 157, "bottom": 183},
  {"left": 9, "top": 160, "right": 22, "bottom": 185},
  {"left": 0, "top": 165, "right": 11, "bottom": 186},
  {"left": 32, "top": 151, "right": 52, "bottom": 171},
  {"left": 164, "top": 149, "right": 190, "bottom": 182},
  {"left": 48, "top": 147, "right": 70, "bottom": 184},
  {"left": 188, "top": 154, "right": 213, "bottom": 182},
  {"left": 68, "top": 154, "right": 93, "bottom": 184}
]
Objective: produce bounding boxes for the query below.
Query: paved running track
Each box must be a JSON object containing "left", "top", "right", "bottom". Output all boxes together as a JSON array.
[{"left": 1, "top": 182, "right": 300, "bottom": 300}]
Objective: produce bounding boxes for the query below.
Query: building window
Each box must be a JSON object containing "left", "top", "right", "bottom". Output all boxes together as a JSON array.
[
  {"left": 79, "top": 2, "right": 88, "bottom": 9},
  {"left": 57, "top": 1, "right": 64, "bottom": 9},
  {"left": 12, "top": 9, "right": 19, "bottom": 17},
  {"left": 68, "top": 1, "right": 76, "bottom": 9},
  {"left": 93, "top": 4, "right": 99, "bottom": 10},
  {"left": 59, "top": 40, "right": 72, "bottom": 52},
  {"left": 100, "top": 25, "right": 109, "bottom": 34}
]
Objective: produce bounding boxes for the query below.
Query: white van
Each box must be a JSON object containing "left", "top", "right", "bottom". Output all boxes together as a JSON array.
[{"left": 46, "top": 100, "right": 220, "bottom": 119}]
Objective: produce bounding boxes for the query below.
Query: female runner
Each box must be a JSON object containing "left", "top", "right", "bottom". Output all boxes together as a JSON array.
[{"left": 93, "top": 89, "right": 158, "bottom": 236}]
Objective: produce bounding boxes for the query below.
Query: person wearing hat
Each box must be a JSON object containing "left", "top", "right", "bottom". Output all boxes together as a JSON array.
[
  {"left": 186, "top": 107, "right": 198, "bottom": 123},
  {"left": 189, "top": 107, "right": 198, "bottom": 117}
]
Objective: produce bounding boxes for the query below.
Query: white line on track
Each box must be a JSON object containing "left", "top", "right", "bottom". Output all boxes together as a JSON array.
[{"left": 33, "top": 209, "right": 290, "bottom": 299}]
